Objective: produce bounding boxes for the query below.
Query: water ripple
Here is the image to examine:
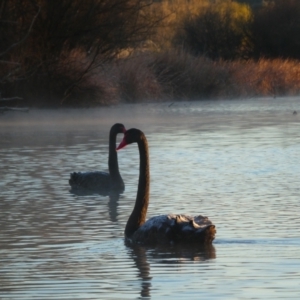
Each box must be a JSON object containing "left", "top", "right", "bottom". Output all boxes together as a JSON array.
[{"left": 1, "top": 98, "right": 300, "bottom": 299}]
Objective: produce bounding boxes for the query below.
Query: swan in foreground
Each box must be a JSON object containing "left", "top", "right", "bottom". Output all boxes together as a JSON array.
[
  {"left": 117, "top": 128, "right": 216, "bottom": 245},
  {"left": 69, "top": 123, "right": 126, "bottom": 195}
]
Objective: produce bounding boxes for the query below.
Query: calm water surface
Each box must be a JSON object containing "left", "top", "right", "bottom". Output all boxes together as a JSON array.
[{"left": 1, "top": 97, "right": 300, "bottom": 299}]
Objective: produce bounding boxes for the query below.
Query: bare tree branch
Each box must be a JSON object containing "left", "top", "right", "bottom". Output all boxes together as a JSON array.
[{"left": 0, "top": 6, "right": 41, "bottom": 57}]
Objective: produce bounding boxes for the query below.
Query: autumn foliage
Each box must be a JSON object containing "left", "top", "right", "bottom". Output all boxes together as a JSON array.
[{"left": 1, "top": 0, "right": 300, "bottom": 107}]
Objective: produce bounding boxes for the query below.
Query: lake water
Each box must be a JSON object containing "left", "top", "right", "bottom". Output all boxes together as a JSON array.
[{"left": 0, "top": 97, "right": 300, "bottom": 299}]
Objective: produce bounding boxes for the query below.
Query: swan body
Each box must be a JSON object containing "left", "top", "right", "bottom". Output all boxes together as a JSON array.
[
  {"left": 69, "top": 123, "right": 126, "bottom": 195},
  {"left": 128, "top": 214, "right": 215, "bottom": 245},
  {"left": 117, "top": 128, "right": 216, "bottom": 245},
  {"left": 69, "top": 171, "right": 110, "bottom": 192}
]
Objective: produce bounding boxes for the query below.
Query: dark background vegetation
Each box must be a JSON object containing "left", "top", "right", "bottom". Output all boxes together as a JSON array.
[
  {"left": 1, "top": 0, "right": 300, "bottom": 108},
  {"left": 0, "top": 0, "right": 159, "bottom": 107}
]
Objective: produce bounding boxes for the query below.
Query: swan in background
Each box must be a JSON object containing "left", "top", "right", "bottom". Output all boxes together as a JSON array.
[
  {"left": 69, "top": 123, "right": 126, "bottom": 195},
  {"left": 117, "top": 128, "right": 216, "bottom": 245}
]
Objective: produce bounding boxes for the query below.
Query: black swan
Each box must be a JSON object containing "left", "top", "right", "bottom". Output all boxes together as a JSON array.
[
  {"left": 69, "top": 123, "right": 126, "bottom": 195},
  {"left": 117, "top": 128, "right": 216, "bottom": 245}
]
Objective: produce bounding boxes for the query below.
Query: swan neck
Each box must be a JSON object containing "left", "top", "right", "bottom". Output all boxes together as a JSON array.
[
  {"left": 125, "top": 134, "right": 150, "bottom": 237},
  {"left": 108, "top": 130, "right": 120, "bottom": 179}
]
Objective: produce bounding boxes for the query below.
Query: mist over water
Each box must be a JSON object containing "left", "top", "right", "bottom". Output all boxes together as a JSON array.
[{"left": 1, "top": 97, "right": 300, "bottom": 299}]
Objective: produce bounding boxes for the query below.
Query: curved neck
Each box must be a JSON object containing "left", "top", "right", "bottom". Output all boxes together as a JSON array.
[
  {"left": 125, "top": 134, "right": 150, "bottom": 237},
  {"left": 108, "top": 130, "right": 121, "bottom": 180}
]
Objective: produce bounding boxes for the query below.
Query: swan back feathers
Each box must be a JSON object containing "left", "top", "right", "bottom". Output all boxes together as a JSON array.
[{"left": 127, "top": 214, "right": 216, "bottom": 245}]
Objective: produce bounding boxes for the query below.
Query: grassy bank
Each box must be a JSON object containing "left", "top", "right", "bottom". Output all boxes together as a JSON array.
[
  {"left": 3, "top": 50, "right": 300, "bottom": 108},
  {"left": 61, "top": 50, "right": 300, "bottom": 106}
]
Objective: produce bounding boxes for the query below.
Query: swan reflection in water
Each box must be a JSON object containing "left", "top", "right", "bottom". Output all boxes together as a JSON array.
[
  {"left": 126, "top": 241, "right": 216, "bottom": 298},
  {"left": 69, "top": 190, "right": 121, "bottom": 223}
]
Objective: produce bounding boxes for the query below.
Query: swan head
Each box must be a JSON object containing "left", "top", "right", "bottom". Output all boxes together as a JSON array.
[
  {"left": 116, "top": 128, "right": 144, "bottom": 150},
  {"left": 111, "top": 123, "right": 126, "bottom": 134}
]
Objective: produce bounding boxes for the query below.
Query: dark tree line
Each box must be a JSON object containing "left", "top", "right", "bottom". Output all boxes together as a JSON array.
[
  {"left": 174, "top": 3, "right": 251, "bottom": 60},
  {"left": 251, "top": 0, "right": 300, "bottom": 59},
  {"left": 176, "top": 0, "right": 300, "bottom": 61},
  {"left": 0, "top": 0, "right": 159, "bottom": 106},
  {"left": 2, "top": 0, "right": 300, "bottom": 108}
]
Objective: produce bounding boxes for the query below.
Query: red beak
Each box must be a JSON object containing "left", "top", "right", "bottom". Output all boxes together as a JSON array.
[{"left": 117, "top": 138, "right": 127, "bottom": 150}]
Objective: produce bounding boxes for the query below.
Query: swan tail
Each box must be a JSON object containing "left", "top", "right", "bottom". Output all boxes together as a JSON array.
[{"left": 195, "top": 224, "right": 216, "bottom": 244}]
